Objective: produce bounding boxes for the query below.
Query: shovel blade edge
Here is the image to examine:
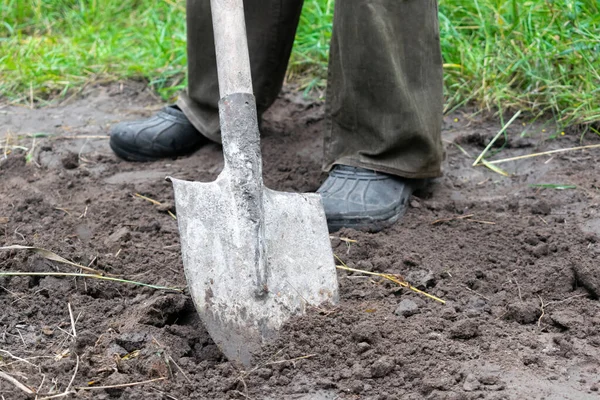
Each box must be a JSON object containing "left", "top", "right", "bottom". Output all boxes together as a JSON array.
[{"left": 171, "top": 177, "right": 339, "bottom": 366}]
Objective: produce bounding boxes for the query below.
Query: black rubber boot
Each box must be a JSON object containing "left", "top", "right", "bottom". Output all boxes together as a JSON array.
[
  {"left": 109, "top": 105, "right": 208, "bottom": 161},
  {"left": 317, "top": 165, "right": 421, "bottom": 232}
]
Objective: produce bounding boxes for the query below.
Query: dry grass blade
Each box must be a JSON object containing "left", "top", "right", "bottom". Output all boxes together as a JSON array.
[
  {"left": 335, "top": 256, "right": 445, "bottom": 304},
  {"left": 37, "top": 355, "right": 81, "bottom": 399},
  {"left": 0, "top": 349, "right": 38, "bottom": 368},
  {"left": 75, "top": 377, "right": 166, "bottom": 390},
  {"left": 432, "top": 214, "right": 495, "bottom": 225},
  {"left": 0, "top": 370, "right": 35, "bottom": 396},
  {"left": 68, "top": 303, "right": 77, "bottom": 338},
  {"left": 0, "top": 245, "right": 103, "bottom": 275},
  {"left": 469, "top": 219, "right": 496, "bottom": 225},
  {"left": 485, "top": 144, "right": 600, "bottom": 165},
  {"left": 265, "top": 354, "right": 316, "bottom": 366},
  {"left": 134, "top": 193, "right": 161, "bottom": 206},
  {"left": 168, "top": 355, "right": 191, "bottom": 384},
  {"left": 329, "top": 235, "right": 357, "bottom": 244},
  {"left": 0, "top": 272, "right": 184, "bottom": 292},
  {"left": 443, "top": 139, "right": 472, "bottom": 158},
  {"left": 66, "top": 355, "right": 79, "bottom": 393},
  {"left": 473, "top": 110, "right": 522, "bottom": 166},
  {"left": 481, "top": 159, "right": 510, "bottom": 177},
  {"left": 133, "top": 193, "right": 177, "bottom": 220}
]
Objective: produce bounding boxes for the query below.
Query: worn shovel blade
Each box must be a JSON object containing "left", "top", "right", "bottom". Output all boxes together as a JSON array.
[{"left": 171, "top": 175, "right": 339, "bottom": 367}]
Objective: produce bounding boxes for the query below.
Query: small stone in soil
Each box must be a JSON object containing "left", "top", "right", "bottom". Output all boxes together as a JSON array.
[
  {"left": 395, "top": 299, "right": 420, "bottom": 317},
  {"left": 406, "top": 269, "right": 436, "bottom": 289},
  {"left": 41, "top": 326, "right": 54, "bottom": 336},
  {"left": 357, "top": 342, "right": 370, "bottom": 353},
  {"left": 105, "top": 343, "right": 128, "bottom": 358},
  {"left": 115, "top": 332, "right": 147, "bottom": 352}
]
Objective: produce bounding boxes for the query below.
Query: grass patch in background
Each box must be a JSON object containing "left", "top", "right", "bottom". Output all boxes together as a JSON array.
[
  {"left": 439, "top": 0, "right": 600, "bottom": 128},
  {"left": 0, "top": 0, "right": 599, "bottom": 128},
  {"left": 0, "top": 0, "right": 187, "bottom": 103}
]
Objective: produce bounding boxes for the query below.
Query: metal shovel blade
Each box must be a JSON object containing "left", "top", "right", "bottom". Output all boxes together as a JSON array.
[
  {"left": 171, "top": 179, "right": 338, "bottom": 366},
  {"left": 170, "top": 0, "right": 338, "bottom": 366},
  {"left": 170, "top": 93, "right": 338, "bottom": 367}
]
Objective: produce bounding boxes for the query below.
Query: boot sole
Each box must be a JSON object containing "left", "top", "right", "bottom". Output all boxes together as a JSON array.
[{"left": 326, "top": 202, "right": 408, "bottom": 233}]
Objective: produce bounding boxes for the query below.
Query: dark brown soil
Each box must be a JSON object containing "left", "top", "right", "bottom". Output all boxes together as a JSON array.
[{"left": 1, "top": 83, "right": 600, "bottom": 399}]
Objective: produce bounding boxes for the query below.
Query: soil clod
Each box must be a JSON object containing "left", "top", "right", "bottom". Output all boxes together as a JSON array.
[
  {"left": 370, "top": 356, "right": 395, "bottom": 378},
  {"left": 463, "top": 373, "right": 481, "bottom": 392},
  {"left": 505, "top": 301, "right": 542, "bottom": 325},
  {"left": 395, "top": 299, "right": 420, "bottom": 318},
  {"left": 572, "top": 258, "right": 600, "bottom": 299},
  {"left": 449, "top": 319, "right": 480, "bottom": 339},
  {"left": 61, "top": 152, "right": 79, "bottom": 169}
]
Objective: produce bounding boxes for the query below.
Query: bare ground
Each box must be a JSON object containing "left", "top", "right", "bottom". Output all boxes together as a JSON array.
[{"left": 1, "top": 82, "right": 600, "bottom": 399}]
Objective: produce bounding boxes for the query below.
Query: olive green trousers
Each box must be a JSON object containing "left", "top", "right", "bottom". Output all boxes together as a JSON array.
[{"left": 177, "top": 0, "right": 444, "bottom": 178}]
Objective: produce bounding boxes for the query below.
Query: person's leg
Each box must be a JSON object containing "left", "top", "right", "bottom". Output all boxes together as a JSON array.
[
  {"left": 318, "top": 0, "right": 444, "bottom": 231},
  {"left": 110, "top": 0, "right": 304, "bottom": 161},
  {"left": 178, "top": 0, "right": 305, "bottom": 143}
]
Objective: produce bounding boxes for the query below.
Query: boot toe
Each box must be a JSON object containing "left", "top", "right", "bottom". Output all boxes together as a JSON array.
[
  {"left": 318, "top": 165, "right": 417, "bottom": 232},
  {"left": 109, "top": 106, "right": 207, "bottom": 162}
]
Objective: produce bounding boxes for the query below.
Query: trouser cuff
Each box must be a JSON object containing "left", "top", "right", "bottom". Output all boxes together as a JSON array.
[
  {"left": 323, "top": 157, "right": 443, "bottom": 180},
  {"left": 177, "top": 92, "right": 222, "bottom": 144}
]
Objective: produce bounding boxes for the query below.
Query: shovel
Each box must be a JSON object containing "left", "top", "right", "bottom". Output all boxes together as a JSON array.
[{"left": 169, "top": 0, "right": 339, "bottom": 367}]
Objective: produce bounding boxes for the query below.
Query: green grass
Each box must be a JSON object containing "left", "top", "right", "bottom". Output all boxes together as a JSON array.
[
  {"left": 1, "top": 0, "right": 599, "bottom": 128},
  {"left": 439, "top": 0, "right": 600, "bottom": 127},
  {"left": 0, "top": 0, "right": 187, "bottom": 102}
]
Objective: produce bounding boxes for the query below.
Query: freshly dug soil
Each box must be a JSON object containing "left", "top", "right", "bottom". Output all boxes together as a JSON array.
[{"left": 1, "top": 83, "right": 600, "bottom": 399}]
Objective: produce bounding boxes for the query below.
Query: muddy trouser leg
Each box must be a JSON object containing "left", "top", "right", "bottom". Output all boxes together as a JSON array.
[
  {"left": 323, "top": 0, "right": 444, "bottom": 179},
  {"left": 177, "top": 0, "right": 304, "bottom": 143}
]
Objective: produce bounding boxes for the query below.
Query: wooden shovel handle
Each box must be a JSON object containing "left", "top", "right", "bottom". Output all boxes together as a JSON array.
[{"left": 210, "top": 0, "right": 254, "bottom": 98}]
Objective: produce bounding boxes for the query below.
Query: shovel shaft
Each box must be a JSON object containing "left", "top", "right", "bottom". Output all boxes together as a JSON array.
[
  {"left": 211, "top": 0, "right": 267, "bottom": 296},
  {"left": 219, "top": 93, "right": 267, "bottom": 296},
  {"left": 210, "top": 0, "right": 253, "bottom": 98}
]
